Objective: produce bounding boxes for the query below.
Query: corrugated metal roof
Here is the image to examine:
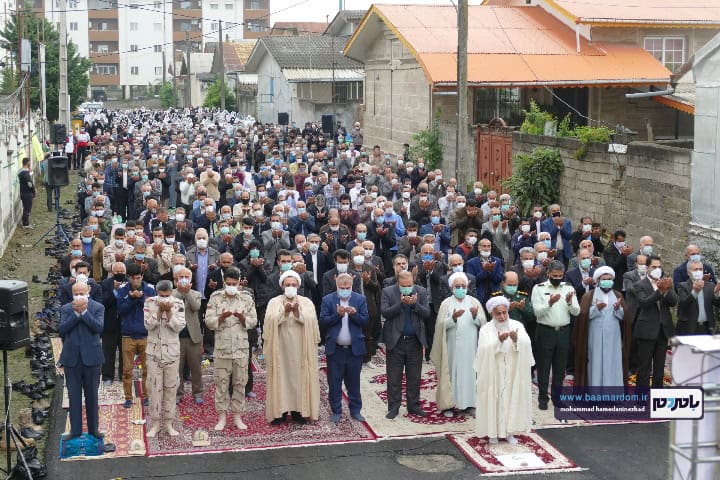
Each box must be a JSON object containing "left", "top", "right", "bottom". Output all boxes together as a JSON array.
[
  {"left": 345, "top": 4, "right": 671, "bottom": 86},
  {"left": 271, "top": 22, "right": 327, "bottom": 36},
  {"left": 551, "top": 0, "right": 720, "bottom": 25},
  {"left": 234, "top": 73, "right": 258, "bottom": 85},
  {"left": 283, "top": 68, "right": 363, "bottom": 83},
  {"left": 248, "top": 36, "right": 362, "bottom": 71}
]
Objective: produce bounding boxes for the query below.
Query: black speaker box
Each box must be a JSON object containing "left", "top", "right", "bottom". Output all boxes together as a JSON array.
[
  {"left": 278, "top": 112, "right": 289, "bottom": 126},
  {"left": 52, "top": 123, "right": 67, "bottom": 145},
  {"left": 48, "top": 156, "right": 69, "bottom": 187},
  {"left": 321, "top": 114, "right": 335, "bottom": 135},
  {"left": 0, "top": 280, "right": 29, "bottom": 351}
]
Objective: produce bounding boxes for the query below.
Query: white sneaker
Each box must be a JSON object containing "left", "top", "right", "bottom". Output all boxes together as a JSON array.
[{"left": 507, "top": 434, "right": 518, "bottom": 445}]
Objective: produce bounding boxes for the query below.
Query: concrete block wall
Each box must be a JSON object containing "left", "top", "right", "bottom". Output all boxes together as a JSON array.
[{"left": 513, "top": 132, "right": 691, "bottom": 267}]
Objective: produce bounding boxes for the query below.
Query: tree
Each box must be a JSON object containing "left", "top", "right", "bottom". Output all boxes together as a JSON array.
[
  {"left": 0, "top": 67, "right": 17, "bottom": 94},
  {"left": 409, "top": 108, "right": 443, "bottom": 170},
  {"left": 203, "top": 78, "right": 235, "bottom": 109},
  {"left": 159, "top": 82, "right": 177, "bottom": 108},
  {"left": 0, "top": 9, "right": 91, "bottom": 121}
]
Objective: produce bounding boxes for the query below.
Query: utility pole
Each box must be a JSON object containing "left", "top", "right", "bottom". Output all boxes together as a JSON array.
[
  {"left": 58, "top": 0, "right": 70, "bottom": 129},
  {"left": 219, "top": 20, "right": 225, "bottom": 110},
  {"left": 162, "top": 0, "right": 167, "bottom": 85},
  {"left": 17, "top": 7, "right": 23, "bottom": 116},
  {"left": 185, "top": 32, "right": 191, "bottom": 107},
  {"left": 455, "top": 0, "right": 468, "bottom": 181}
]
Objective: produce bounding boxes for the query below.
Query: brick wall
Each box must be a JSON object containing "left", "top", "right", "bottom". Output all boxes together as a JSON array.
[{"left": 512, "top": 132, "right": 691, "bottom": 267}]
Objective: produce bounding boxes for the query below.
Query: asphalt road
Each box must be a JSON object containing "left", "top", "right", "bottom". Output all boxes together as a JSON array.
[{"left": 45, "top": 376, "right": 670, "bottom": 480}]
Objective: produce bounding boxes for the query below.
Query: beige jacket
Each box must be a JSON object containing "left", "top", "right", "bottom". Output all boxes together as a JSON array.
[
  {"left": 205, "top": 289, "right": 258, "bottom": 359},
  {"left": 143, "top": 295, "right": 186, "bottom": 364}
]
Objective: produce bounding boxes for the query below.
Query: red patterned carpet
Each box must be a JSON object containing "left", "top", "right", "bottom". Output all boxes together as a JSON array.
[{"left": 146, "top": 369, "right": 377, "bottom": 456}]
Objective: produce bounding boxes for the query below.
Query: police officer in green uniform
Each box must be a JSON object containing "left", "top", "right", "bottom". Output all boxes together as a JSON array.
[{"left": 490, "top": 270, "right": 534, "bottom": 328}]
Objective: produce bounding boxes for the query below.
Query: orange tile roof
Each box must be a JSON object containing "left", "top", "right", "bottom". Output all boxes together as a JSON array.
[
  {"left": 548, "top": 0, "right": 720, "bottom": 26},
  {"left": 224, "top": 40, "right": 256, "bottom": 72},
  {"left": 346, "top": 4, "right": 671, "bottom": 86}
]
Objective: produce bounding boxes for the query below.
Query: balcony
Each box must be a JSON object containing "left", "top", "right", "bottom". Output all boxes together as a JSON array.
[
  {"left": 88, "top": 9, "right": 118, "bottom": 19},
  {"left": 88, "top": 30, "right": 119, "bottom": 41},
  {"left": 90, "top": 73, "right": 120, "bottom": 86},
  {"left": 173, "top": 8, "right": 201, "bottom": 18},
  {"left": 90, "top": 52, "right": 119, "bottom": 63},
  {"left": 173, "top": 30, "right": 202, "bottom": 42}
]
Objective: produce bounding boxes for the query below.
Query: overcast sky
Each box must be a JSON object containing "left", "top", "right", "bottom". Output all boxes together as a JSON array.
[{"left": 270, "top": 0, "right": 484, "bottom": 23}]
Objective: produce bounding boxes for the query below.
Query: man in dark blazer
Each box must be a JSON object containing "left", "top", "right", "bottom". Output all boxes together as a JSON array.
[
  {"left": 564, "top": 249, "right": 597, "bottom": 300},
  {"left": 59, "top": 281, "right": 105, "bottom": 439},
  {"left": 319, "top": 274, "right": 369, "bottom": 424},
  {"left": 100, "top": 262, "right": 125, "bottom": 385},
  {"left": 57, "top": 260, "right": 103, "bottom": 305},
  {"left": 321, "top": 249, "right": 362, "bottom": 297},
  {"left": 303, "top": 234, "right": 332, "bottom": 308},
  {"left": 676, "top": 260, "right": 720, "bottom": 335},
  {"left": 381, "top": 271, "right": 431, "bottom": 419},
  {"left": 604, "top": 230, "right": 633, "bottom": 291},
  {"left": 540, "top": 205, "right": 573, "bottom": 267},
  {"left": 632, "top": 255, "right": 677, "bottom": 388}
]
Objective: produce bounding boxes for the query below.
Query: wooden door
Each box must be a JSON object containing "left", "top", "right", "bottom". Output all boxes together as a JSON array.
[{"left": 476, "top": 128, "right": 513, "bottom": 193}]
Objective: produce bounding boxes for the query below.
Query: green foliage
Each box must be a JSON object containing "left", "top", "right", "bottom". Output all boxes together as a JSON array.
[
  {"left": 557, "top": 113, "right": 573, "bottom": 138},
  {"left": 203, "top": 78, "right": 236, "bottom": 109},
  {"left": 502, "top": 147, "right": 564, "bottom": 216},
  {"left": 520, "top": 100, "right": 554, "bottom": 135},
  {"left": 159, "top": 82, "right": 177, "bottom": 108},
  {"left": 572, "top": 125, "right": 613, "bottom": 160},
  {"left": 0, "top": 67, "right": 17, "bottom": 94},
  {"left": 409, "top": 108, "right": 443, "bottom": 171},
  {"left": 0, "top": 9, "right": 91, "bottom": 121}
]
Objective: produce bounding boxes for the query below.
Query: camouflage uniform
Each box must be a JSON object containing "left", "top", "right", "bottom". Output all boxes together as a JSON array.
[
  {"left": 205, "top": 288, "right": 258, "bottom": 413},
  {"left": 146, "top": 243, "right": 176, "bottom": 276},
  {"left": 102, "top": 242, "right": 134, "bottom": 273},
  {"left": 144, "top": 295, "right": 186, "bottom": 423}
]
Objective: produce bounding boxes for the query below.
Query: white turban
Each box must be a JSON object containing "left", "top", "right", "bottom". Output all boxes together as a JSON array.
[
  {"left": 448, "top": 272, "right": 468, "bottom": 288},
  {"left": 279, "top": 270, "right": 301, "bottom": 287},
  {"left": 592, "top": 266, "right": 615, "bottom": 283},
  {"left": 485, "top": 295, "right": 510, "bottom": 314}
]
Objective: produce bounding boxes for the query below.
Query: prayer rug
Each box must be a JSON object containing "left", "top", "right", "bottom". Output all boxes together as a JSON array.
[
  {"left": 448, "top": 432, "right": 584, "bottom": 476},
  {"left": 61, "top": 398, "right": 145, "bottom": 460},
  {"left": 145, "top": 367, "right": 377, "bottom": 456}
]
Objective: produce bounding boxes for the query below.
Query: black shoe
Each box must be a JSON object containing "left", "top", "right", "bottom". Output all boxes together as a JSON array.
[
  {"left": 20, "top": 427, "right": 42, "bottom": 440},
  {"left": 538, "top": 401, "right": 548, "bottom": 411},
  {"left": 63, "top": 433, "right": 82, "bottom": 440},
  {"left": 31, "top": 409, "right": 45, "bottom": 425},
  {"left": 290, "top": 411, "right": 307, "bottom": 424},
  {"left": 408, "top": 409, "right": 427, "bottom": 418},
  {"left": 270, "top": 414, "right": 286, "bottom": 426},
  {"left": 90, "top": 431, "right": 104, "bottom": 439},
  {"left": 386, "top": 409, "right": 399, "bottom": 420}
]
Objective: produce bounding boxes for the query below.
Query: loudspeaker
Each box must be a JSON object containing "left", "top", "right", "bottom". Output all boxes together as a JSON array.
[
  {"left": 321, "top": 114, "right": 335, "bottom": 135},
  {"left": 277, "top": 112, "right": 289, "bottom": 126},
  {"left": 48, "top": 156, "right": 70, "bottom": 187},
  {"left": 51, "top": 123, "right": 67, "bottom": 145},
  {"left": 0, "top": 280, "right": 29, "bottom": 351}
]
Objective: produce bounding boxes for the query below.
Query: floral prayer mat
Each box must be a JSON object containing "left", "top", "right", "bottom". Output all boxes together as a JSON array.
[
  {"left": 448, "top": 432, "right": 584, "bottom": 476},
  {"left": 145, "top": 367, "right": 377, "bottom": 456}
]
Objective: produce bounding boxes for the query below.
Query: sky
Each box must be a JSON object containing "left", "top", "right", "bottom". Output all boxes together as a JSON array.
[{"left": 270, "top": 0, "right": 484, "bottom": 23}]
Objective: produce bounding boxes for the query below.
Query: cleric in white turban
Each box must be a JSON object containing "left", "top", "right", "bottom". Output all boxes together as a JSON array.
[
  {"left": 474, "top": 293, "right": 534, "bottom": 444},
  {"left": 431, "top": 272, "right": 486, "bottom": 417}
]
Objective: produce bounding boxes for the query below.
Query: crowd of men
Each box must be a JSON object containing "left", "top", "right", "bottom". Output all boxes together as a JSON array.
[{"left": 54, "top": 107, "right": 718, "bottom": 442}]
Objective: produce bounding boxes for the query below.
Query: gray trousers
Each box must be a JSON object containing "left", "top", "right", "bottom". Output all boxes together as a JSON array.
[{"left": 386, "top": 336, "right": 423, "bottom": 412}]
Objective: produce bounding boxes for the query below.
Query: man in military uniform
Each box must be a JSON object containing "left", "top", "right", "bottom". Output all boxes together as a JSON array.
[
  {"left": 205, "top": 267, "right": 258, "bottom": 431},
  {"left": 489, "top": 271, "right": 535, "bottom": 334},
  {"left": 144, "top": 280, "right": 186, "bottom": 437},
  {"left": 147, "top": 226, "right": 176, "bottom": 277},
  {"left": 102, "top": 227, "right": 134, "bottom": 275},
  {"left": 530, "top": 261, "right": 580, "bottom": 411}
]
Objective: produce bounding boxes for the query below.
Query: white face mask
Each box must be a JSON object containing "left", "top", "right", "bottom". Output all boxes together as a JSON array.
[
  {"left": 649, "top": 267, "right": 663, "bottom": 280},
  {"left": 73, "top": 294, "right": 89, "bottom": 302},
  {"left": 690, "top": 270, "right": 704, "bottom": 281},
  {"left": 636, "top": 265, "right": 648, "bottom": 276},
  {"left": 225, "top": 285, "right": 238, "bottom": 296},
  {"left": 336, "top": 263, "right": 348, "bottom": 274},
  {"left": 466, "top": 237, "right": 477, "bottom": 246},
  {"left": 522, "top": 259, "right": 535, "bottom": 270},
  {"left": 364, "top": 249, "right": 373, "bottom": 258},
  {"left": 407, "top": 231, "right": 417, "bottom": 238},
  {"left": 520, "top": 225, "right": 530, "bottom": 233},
  {"left": 76, "top": 273, "right": 89, "bottom": 283},
  {"left": 196, "top": 239, "right": 208, "bottom": 249},
  {"left": 175, "top": 214, "right": 185, "bottom": 222},
  {"left": 284, "top": 286, "right": 297, "bottom": 299},
  {"left": 480, "top": 250, "right": 491, "bottom": 258},
  {"left": 534, "top": 211, "right": 543, "bottom": 219},
  {"left": 353, "top": 255, "right": 365, "bottom": 265},
  {"left": 537, "top": 251, "right": 548, "bottom": 262}
]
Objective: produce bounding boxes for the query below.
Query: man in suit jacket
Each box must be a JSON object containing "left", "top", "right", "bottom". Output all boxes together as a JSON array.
[
  {"left": 604, "top": 230, "right": 633, "bottom": 291},
  {"left": 677, "top": 260, "right": 720, "bottom": 335},
  {"left": 632, "top": 256, "right": 677, "bottom": 388},
  {"left": 564, "top": 249, "right": 597, "bottom": 300},
  {"left": 125, "top": 239, "right": 161, "bottom": 285},
  {"left": 100, "top": 262, "right": 125, "bottom": 385},
  {"left": 321, "top": 249, "right": 362, "bottom": 297},
  {"left": 319, "top": 274, "right": 370, "bottom": 424},
  {"left": 381, "top": 271, "right": 431, "bottom": 419},
  {"left": 541, "top": 204, "right": 573, "bottom": 267},
  {"left": 261, "top": 214, "right": 291, "bottom": 266},
  {"left": 59, "top": 281, "right": 105, "bottom": 439},
  {"left": 58, "top": 260, "right": 103, "bottom": 305}
]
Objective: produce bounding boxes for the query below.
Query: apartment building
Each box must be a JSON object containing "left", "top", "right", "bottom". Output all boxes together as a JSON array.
[{"left": 31, "top": 0, "right": 270, "bottom": 100}]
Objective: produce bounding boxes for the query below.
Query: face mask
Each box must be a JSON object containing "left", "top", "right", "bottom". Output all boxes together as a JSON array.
[
  {"left": 338, "top": 288, "right": 352, "bottom": 300},
  {"left": 420, "top": 253, "right": 433, "bottom": 262},
  {"left": 537, "top": 252, "right": 548, "bottom": 262},
  {"left": 298, "top": 207, "right": 306, "bottom": 214},
  {"left": 225, "top": 285, "right": 238, "bottom": 296},
  {"left": 689, "top": 254, "right": 702, "bottom": 263},
  {"left": 175, "top": 213, "right": 186, "bottom": 222},
  {"left": 218, "top": 227, "right": 229, "bottom": 235},
  {"left": 466, "top": 237, "right": 477, "bottom": 246},
  {"left": 580, "top": 224, "right": 592, "bottom": 233},
  {"left": 280, "top": 263, "right": 292, "bottom": 272},
  {"left": 649, "top": 268, "right": 663, "bottom": 280},
  {"left": 641, "top": 245, "right": 653, "bottom": 256},
  {"left": 284, "top": 286, "right": 298, "bottom": 299},
  {"left": 521, "top": 260, "right": 535, "bottom": 270},
  {"left": 178, "top": 277, "right": 191, "bottom": 287},
  {"left": 457, "top": 202, "right": 466, "bottom": 209},
  {"left": 375, "top": 216, "right": 384, "bottom": 225},
  {"left": 309, "top": 244, "right": 319, "bottom": 253},
  {"left": 196, "top": 239, "right": 208, "bottom": 249},
  {"left": 453, "top": 287, "right": 467, "bottom": 299},
  {"left": 431, "top": 216, "right": 440, "bottom": 225},
  {"left": 580, "top": 258, "right": 591, "bottom": 270},
  {"left": 492, "top": 214, "right": 502, "bottom": 222},
  {"left": 73, "top": 295, "right": 89, "bottom": 302},
  {"left": 253, "top": 210, "right": 263, "bottom": 218},
  {"left": 142, "top": 191, "right": 151, "bottom": 198},
  {"left": 81, "top": 236, "right": 93, "bottom": 244},
  {"left": 172, "top": 264, "right": 183, "bottom": 274},
  {"left": 165, "top": 237, "right": 175, "bottom": 245},
  {"left": 691, "top": 270, "right": 704, "bottom": 281},
  {"left": 399, "top": 286, "right": 414, "bottom": 296},
  {"left": 352, "top": 255, "right": 365, "bottom": 265},
  {"left": 76, "top": 273, "right": 89, "bottom": 283},
  {"left": 543, "top": 239, "right": 551, "bottom": 248},
  {"left": 521, "top": 225, "right": 530, "bottom": 233},
  {"left": 354, "top": 231, "right": 366, "bottom": 241},
  {"left": 340, "top": 204, "right": 350, "bottom": 211},
  {"left": 637, "top": 265, "right": 648, "bottom": 275},
  {"left": 402, "top": 191, "right": 410, "bottom": 199},
  {"left": 504, "top": 285, "right": 518, "bottom": 296},
  {"left": 271, "top": 221, "right": 283, "bottom": 231},
  {"left": 599, "top": 279, "right": 614, "bottom": 290},
  {"left": 222, "top": 213, "right": 232, "bottom": 221},
  {"left": 614, "top": 241, "right": 625, "bottom": 250},
  {"left": 407, "top": 231, "right": 417, "bottom": 238},
  {"left": 336, "top": 263, "right": 348, "bottom": 274},
  {"left": 71, "top": 249, "right": 82, "bottom": 257},
  {"left": 243, "top": 228, "right": 253, "bottom": 236},
  {"left": 134, "top": 253, "right": 145, "bottom": 261},
  {"left": 452, "top": 265, "right": 463, "bottom": 274},
  {"left": 533, "top": 211, "right": 542, "bottom": 219},
  {"left": 480, "top": 250, "right": 491, "bottom": 258},
  {"left": 549, "top": 277, "right": 562, "bottom": 287},
  {"left": 250, "top": 249, "right": 260, "bottom": 259},
  {"left": 206, "top": 205, "right": 215, "bottom": 213}
]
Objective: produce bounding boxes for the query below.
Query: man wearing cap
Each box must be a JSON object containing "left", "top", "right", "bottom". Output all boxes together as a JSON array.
[{"left": 475, "top": 296, "right": 533, "bottom": 445}]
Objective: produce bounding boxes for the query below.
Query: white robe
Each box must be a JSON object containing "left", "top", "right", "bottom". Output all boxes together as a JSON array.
[
  {"left": 475, "top": 319, "right": 534, "bottom": 439},
  {"left": 444, "top": 297, "right": 484, "bottom": 409}
]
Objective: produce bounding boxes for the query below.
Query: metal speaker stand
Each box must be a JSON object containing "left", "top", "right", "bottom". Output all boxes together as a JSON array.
[
  {"left": 2, "top": 350, "right": 33, "bottom": 480},
  {"left": 32, "top": 193, "right": 69, "bottom": 247}
]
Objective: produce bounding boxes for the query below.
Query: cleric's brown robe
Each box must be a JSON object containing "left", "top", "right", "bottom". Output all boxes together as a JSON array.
[{"left": 573, "top": 289, "right": 632, "bottom": 387}]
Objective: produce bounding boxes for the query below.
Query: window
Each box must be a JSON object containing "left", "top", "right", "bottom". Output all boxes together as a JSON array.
[
  {"left": 155, "top": 66, "right": 163, "bottom": 75},
  {"left": 245, "top": 0, "right": 265, "bottom": 9},
  {"left": 93, "top": 64, "right": 117, "bottom": 75},
  {"left": 180, "top": 22, "right": 191, "bottom": 31},
  {"left": 97, "top": 44, "right": 109, "bottom": 53},
  {"left": 154, "top": 44, "right": 162, "bottom": 52},
  {"left": 644, "top": 36, "right": 686, "bottom": 72},
  {"left": 210, "top": 2, "right": 218, "bottom": 8},
  {"left": 69, "top": 22, "right": 78, "bottom": 31},
  {"left": 153, "top": 22, "right": 162, "bottom": 31},
  {"left": 130, "top": 44, "right": 138, "bottom": 52},
  {"left": 335, "top": 81, "right": 363, "bottom": 103},
  {"left": 131, "top": 66, "right": 139, "bottom": 75},
  {"left": 100, "top": 22, "right": 108, "bottom": 30},
  {"left": 473, "top": 88, "right": 523, "bottom": 125},
  {"left": 211, "top": 21, "right": 219, "bottom": 31},
  {"left": 225, "top": 3, "right": 232, "bottom": 8},
  {"left": 246, "top": 20, "right": 266, "bottom": 32},
  {"left": 129, "top": 22, "right": 138, "bottom": 31}
]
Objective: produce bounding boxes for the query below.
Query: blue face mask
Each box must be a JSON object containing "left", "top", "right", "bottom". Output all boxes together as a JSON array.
[
  {"left": 641, "top": 245, "right": 653, "bottom": 256},
  {"left": 580, "top": 258, "right": 591, "bottom": 270},
  {"left": 134, "top": 253, "right": 145, "bottom": 261},
  {"left": 297, "top": 207, "right": 306, "bottom": 214},
  {"left": 543, "top": 239, "right": 551, "bottom": 248},
  {"left": 71, "top": 249, "right": 82, "bottom": 257},
  {"left": 357, "top": 232, "right": 366, "bottom": 241},
  {"left": 376, "top": 216, "right": 385, "bottom": 225},
  {"left": 81, "top": 237, "right": 92, "bottom": 244},
  {"left": 599, "top": 279, "right": 614, "bottom": 290},
  {"left": 250, "top": 249, "right": 260, "bottom": 259},
  {"left": 280, "top": 263, "right": 292, "bottom": 272},
  {"left": 500, "top": 204, "right": 510, "bottom": 213},
  {"left": 504, "top": 285, "right": 518, "bottom": 296},
  {"left": 452, "top": 265, "right": 463, "bottom": 273},
  {"left": 220, "top": 226, "right": 230, "bottom": 235},
  {"left": 399, "top": 286, "right": 414, "bottom": 296},
  {"left": 430, "top": 216, "right": 440, "bottom": 225},
  {"left": 421, "top": 253, "right": 433, "bottom": 262},
  {"left": 337, "top": 288, "right": 352, "bottom": 300},
  {"left": 492, "top": 214, "right": 502, "bottom": 222},
  {"left": 689, "top": 254, "right": 702, "bottom": 263},
  {"left": 453, "top": 287, "right": 466, "bottom": 299}
]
